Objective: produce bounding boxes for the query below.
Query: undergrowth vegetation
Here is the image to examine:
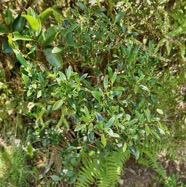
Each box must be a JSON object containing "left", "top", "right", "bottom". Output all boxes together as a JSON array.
[{"left": 0, "top": 0, "right": 185, "bottom": 186}]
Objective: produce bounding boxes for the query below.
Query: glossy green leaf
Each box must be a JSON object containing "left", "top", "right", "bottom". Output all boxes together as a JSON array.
[
  {"left": 145, "top": 125, "right": 151, "bottom": 136},
  {"left": 91, "top": 90, "right": 102, "bottom": 102},
  {"left": 66, "top": 171, "right": 74, "bottom": 177},
  {"left": 42, "top": 26, "right": 58, "bottom": 46},
  {"left": 77, "top": 2, "right": 88, "bottom": 12},
  {"left": 135, "top": 110, "right": 144, "bottom": 124},
  {"left": 156, "top": 108, "right": 163, "bottom": 115},
  {"left": 56, "top": 72, "right": 66, "bottom": 85},
  {"left": 126, "top": 114, "right": 131, "bottom": 121},
  {"left": 101, "top": 134, "right": 107, "bottom": 147},
  {"left": 22, "top": 15, "right": 40, "bottom": 31},
  {"left": 71, "top": 158, "right": 78, "bottom": 166},
  {"left": 15, "top": 51, "right": 28, "bottom": 66},
  {"left": 107, "top": 129, "right": 120, "bottom": 138},
  {"left": 39, "top": 7, "right": 53, "bottom": 23},
  {"left": 12, "top": 31, "right": 33, "bottom": 41},
  {"left": 51, "top": 175, "right": 60, "bottom": 181},
  {"left": 114, "top": 12, "right": 125, "bottom": 24},
  {"left": 64, "top": 24, "right": 80, "bottom": 35},
  {"left": 52, "top": 100, "right": 63, "bottom": 110},
  {"left": 145, "top": 109, "right": 151, "bottom": 122},
  {"left": 52, "top": 46, "right": 63, "bottom": 53},
  {"left": 53, "top": 9, "right": 61, "bottom": 23},
  {"left": 44, "top": 48, "right": 63, "bottom": 69},
  {"left": 65, "top": 32, "right": 76, "bottom": 46},
  {"left": 2, "top": 39, "right": 13, "bottom": 53},
  {"left": 5, "top": 9, "right": 13, "bottom": 25},
  {"left": 108, "top": 67, "right": 113, "bottom": 79},
  {"left": 111, "top": 72, "right": 117, "bottom": 84},
  {"left": 139, "top": 84, "right": 150, "bottom": 94},
  {"left": 0, "top": 24, "right": 9, "bottom": 35},
  {"left": 123, "top": 142, "right": 127, "bottom": 152},
  {"left": 12, "top": 14, "right": 25, "bottom": 32},
  {"left": 158, "top": 127, "right": 165, "bottom": 135},
  {"left": 128, "top": 119, "right": 138, "bottom": 126},
  {"left": 105, "top": 116, "right": 115, "bottom": 128},
  {"left": 130, "top": 147, "right": 139, "bottom": 159},
  {"left": 74, "top": 124, "right": 86, "bottom": 132},
  {"left": 66, "top": 66, "right": 72, "bottom": 80},
  {"left": 103, "top": 75, "right": 108, "bottom": 89}
]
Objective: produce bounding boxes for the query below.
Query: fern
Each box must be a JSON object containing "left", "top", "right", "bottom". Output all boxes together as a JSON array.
[
  {"left": 137, "top": 139, "right": 166, "bottom": 178},
  {"left": 76, "top": 149, "right": 130, "bottom": 187}
]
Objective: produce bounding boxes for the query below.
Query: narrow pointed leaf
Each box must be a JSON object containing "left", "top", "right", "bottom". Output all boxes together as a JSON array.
[
  {"left": 13, "top": 31, "right": 33, "bottom": 41},
  {"left": 114, "top": 12, "right": 125, "bottom": 24},
  {"left": 52, "top": 100, "right": 63, "bottom": 110},
  {"left": 101, "top": 134, "right": 107, "bottom": 147}
]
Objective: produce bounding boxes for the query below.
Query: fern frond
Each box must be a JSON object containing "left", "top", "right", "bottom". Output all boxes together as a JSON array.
[
  {"left": 137, "top": 139, "right": 166, "bottom": 177},
  {"left": 76, "top": 157, "right": 100, "bottom": 187},
  {"left": 76, "top": 149, "right": 130, "bottom": 187}
]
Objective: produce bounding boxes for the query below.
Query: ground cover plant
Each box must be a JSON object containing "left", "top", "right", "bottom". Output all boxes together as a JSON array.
[{"left": 0, "top": 0, "right": 185, "bottom": 186}]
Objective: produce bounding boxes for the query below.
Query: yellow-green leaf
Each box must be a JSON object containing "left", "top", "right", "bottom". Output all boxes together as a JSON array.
[
  {"left": 101, "top": 134, "right": 107, "bottom": 147},
  {"left": 156, "top": 108, "right": 163, "bottom": 115},
  {"left": 22, "top": 15, "right": 40, "bottom": 31}
]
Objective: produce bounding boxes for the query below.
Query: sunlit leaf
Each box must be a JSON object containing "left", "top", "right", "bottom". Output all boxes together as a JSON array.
[
  {"left": 74, "top": 124, "right": 86, "bottom": 132},
  {"left": 52, "top": 100, "right": 63, "bottom": 110},
  {"left": 52, "top": 46, "right": 63, "bottom": 53},
  {"left": 156, "top": 108, "right": 163, "bottom": 115},
  {"left": 22, "top": 15, "right": 40, "bottom": 31},
  {"left": 101, "top": 134, "right": 107, "bottom": 147},
  {"left": 12, "top": 31, "right": 33, "bottom": 41}
]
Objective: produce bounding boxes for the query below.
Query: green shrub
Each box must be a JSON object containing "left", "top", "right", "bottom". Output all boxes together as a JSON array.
[{"left": 0, "top": 1, "right": 184, "bottom": 186}]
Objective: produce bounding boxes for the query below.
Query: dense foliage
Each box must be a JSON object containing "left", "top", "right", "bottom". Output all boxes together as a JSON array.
[{"left": 0, "top": 0, "right": 185, "bottom": 186}]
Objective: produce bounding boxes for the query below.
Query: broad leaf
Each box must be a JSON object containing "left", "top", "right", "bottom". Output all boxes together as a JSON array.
[
  {"left": 44, "top": 48, "right": 63, "bottom": 69},
  {"left": 0, "top": 24, "right": 9, "bottom": 35},
  {"left": 12, "top": 14, "right": 25, "bottom": 32},
  {"left": 2, "top": 39, "right": 13, "bottom": 53},
  {"left": 22, "top": 15, "right": 40, "bottom": 31},
  {"left": 42, "top": 26, "right": 58, "bottom": 46},
  {"left": 91, "top": 90, "right": 102, "bottom": 102}
]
